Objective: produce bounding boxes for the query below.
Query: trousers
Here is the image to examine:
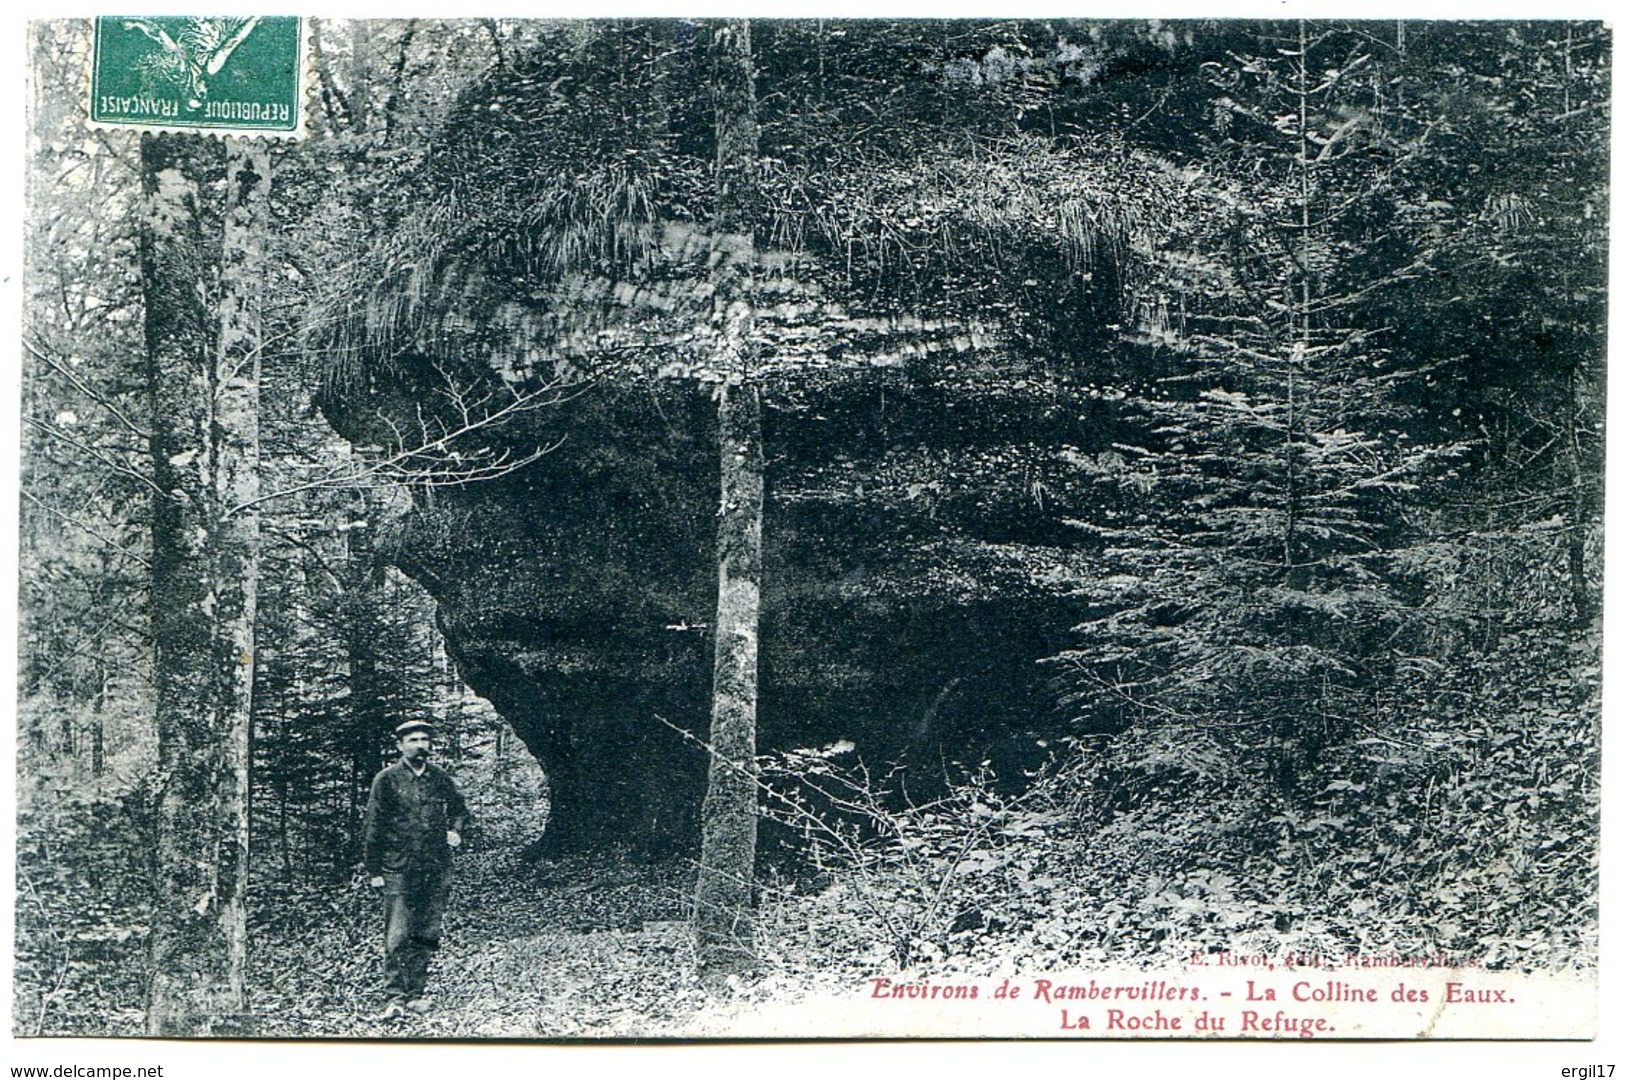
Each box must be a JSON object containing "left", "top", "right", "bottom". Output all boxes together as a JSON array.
[{"left": 382, "top": 866, "right": 451, "bottom": 1002}]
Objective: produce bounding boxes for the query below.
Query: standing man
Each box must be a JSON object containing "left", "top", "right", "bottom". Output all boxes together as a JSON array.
[{"left": 364, "top": 719, "right": 470, "bottom": 1019}]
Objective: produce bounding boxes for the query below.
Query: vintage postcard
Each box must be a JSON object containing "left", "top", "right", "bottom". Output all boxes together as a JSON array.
[{"left": 7, "top": 9, "right": 1612, "bottom": 1068}]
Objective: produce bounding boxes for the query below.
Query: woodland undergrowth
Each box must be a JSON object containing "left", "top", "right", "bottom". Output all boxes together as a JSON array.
[
  {"left": 13, "top": 628, "right": 1597, "bottom": 1037},
  {"left": 757, "top": 629, "right": 1599, "bottom": 984}
]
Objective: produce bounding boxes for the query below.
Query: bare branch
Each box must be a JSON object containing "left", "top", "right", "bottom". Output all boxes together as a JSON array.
[
  {"left": 19, "top": 487, "right": 151, "bottom": 569},
  {"left": 25, "top": 338, "right": 152, "bottom": 441},
  {"left": 263, "top": 523, "right": 348, "bottom": 594},
  {"left": 226, "top": 375, "right": 578, "bottom": 517},
  {"left": 21, "top": 415, "right": 164, "bottom": 496}
]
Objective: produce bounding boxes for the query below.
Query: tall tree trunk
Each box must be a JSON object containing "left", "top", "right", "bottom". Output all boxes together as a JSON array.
[
  {"left": 1565, "top": 365, "right": 1600, "bottom": 628},
  {"left": 342, "top": 485, "right": 385, "bottom": 863},
  {"left": 696, "top": 380, "right": 763, "bottom": 978},
  {"left": 90, "top": 662, "right": 106, "bottom": 777},
  {"left": 142, "top": 134, "right": 268, "bottom": 1036},
  {"left": 276, "top": 706, "right": 294, "bottom": 885},
  {"left": 694, "top": 18, "right": 763, "bottom": 984}
]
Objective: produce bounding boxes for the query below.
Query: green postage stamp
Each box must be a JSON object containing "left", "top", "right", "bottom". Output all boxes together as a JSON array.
[{"left": 89, "top": 16, "right": 306, "bottom": 137}]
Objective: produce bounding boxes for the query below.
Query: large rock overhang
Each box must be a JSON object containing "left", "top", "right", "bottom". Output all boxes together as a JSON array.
[
  {"left": 312, "top": 27, "right": 1162, "bottom": 854},
  {"left": 319, "top": 254, "right": 1120, "bottom": 855}
]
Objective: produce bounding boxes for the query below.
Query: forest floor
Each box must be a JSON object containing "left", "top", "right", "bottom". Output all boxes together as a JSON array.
[
  {"left": 16, "top": 788, "right": 1602, "bottom": 1042},
  {"left": 249, "top": 848, "right": 727, "bottom": 1039},
  {"left": 18, "top": 826, "right": 846, "bottom": 1040},
  {"left": 14, "top": 628, "right": 1601, "bottom": 1039}
]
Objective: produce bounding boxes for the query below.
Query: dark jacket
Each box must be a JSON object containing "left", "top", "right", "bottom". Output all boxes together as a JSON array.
[{"left": 363, "top": 760, "right": 470, "bottom": 877}]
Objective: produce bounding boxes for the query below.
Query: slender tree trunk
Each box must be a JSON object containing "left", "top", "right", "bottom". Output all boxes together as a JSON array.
[
  {"left": 1551, "top": 47, "right": 1600, "bottom": 631},
  {"left": 343, "top": 486, "right": 384, "bottom": 863},
  {"left": 694, "top": 18, "right": 763, "bottom": 984},
  {"left": 1565, "top": 367, "right": 1599, "bottom": 627},
  {"left": 696, "top": 380, "right": 763, "bottom": 980},
  {"left": 142, "top": 134, "right": 268, "bottom": 1036},
  {"left": 277, "top": 715, "right": 294, "bottom": 885},
  {"left": 90, "top": 662, "right": 106, "bottom": 777}
]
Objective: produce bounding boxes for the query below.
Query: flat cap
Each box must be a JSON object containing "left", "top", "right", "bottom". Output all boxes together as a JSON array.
[{"left": 394, "top": 719, "right": 436, "bottom": 738}]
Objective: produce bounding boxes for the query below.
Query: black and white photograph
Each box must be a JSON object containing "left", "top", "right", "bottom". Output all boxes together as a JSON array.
[{"left": 6, "top": 8, "right": 1614, "bottom": 1065}]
